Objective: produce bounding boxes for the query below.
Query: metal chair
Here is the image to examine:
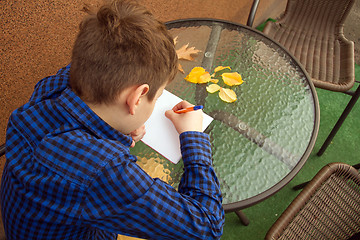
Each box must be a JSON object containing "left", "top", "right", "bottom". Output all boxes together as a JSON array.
[
  {"left": 0, "top": 144, "right": 5, "bottom": 240},
  {"left": 0, "top": 144, "right": 4, "bottom": 157},
  {"left": 265, "top": 162, "right": 360, "bottom": 240},
  {"left": 251, "top": 0, "right": 359, "bottom": 156}
]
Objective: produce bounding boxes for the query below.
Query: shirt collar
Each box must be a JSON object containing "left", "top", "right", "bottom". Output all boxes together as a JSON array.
[{"left": 57, "top": 87, "right": 133, "bottom": 147}]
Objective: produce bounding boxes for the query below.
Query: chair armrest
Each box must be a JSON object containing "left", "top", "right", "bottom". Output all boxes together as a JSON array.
[{"left": 0, "top": 144, "right": 5, "bottom": 157}]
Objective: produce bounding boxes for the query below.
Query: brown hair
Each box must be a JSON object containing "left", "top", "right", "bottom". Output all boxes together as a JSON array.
[{"left": 70, "top": 0, "right": 178, "bottom": 104}]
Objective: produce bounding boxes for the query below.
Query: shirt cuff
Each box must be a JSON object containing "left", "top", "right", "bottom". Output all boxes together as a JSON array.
[{"left": 179, "top": 131, "right": 212, "bottom": 166}]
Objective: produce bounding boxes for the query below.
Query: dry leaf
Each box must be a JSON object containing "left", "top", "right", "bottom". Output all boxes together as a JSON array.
[
  {"left": 219, "top": 88, "right": 237, "bottom": 103},
  {"left": 176, "top": 43, "right": 201, "bottom": 61},
  {"left": 210, "top": 78, "right": 219, "bottom": 83},
  {"left": 184, "top": 67, "right": 210, "bottom": 84},
  {"left": 206, "top": 84, "right": 221, "bottom": 93},
  {"left": 199, "top": 72, "right": 211, "bottom": 83},
  {"left": 222, "top": 72, "right": 243, "bottom": 86},
  {"left": 178, "top": 63, "right": 185, "bottom": 74},
  {"left": 175, "top": 40, "right": 202, "bottom": 73},
  {"left": 214, "top": 66, "right": 231, "bottom": 72},
  {"left": 185, "top": 66, "right": 243, "bottom": 103},
  {"left": 173, "top": 36, "right": 178, "bottom": 45}
]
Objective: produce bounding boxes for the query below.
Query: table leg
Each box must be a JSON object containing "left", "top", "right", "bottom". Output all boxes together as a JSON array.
[
  {"left": 234, "top": 210, "right": 250, "bottom": 226},
  {"left": 195, "top": 23, "right": 222, "bottom": 107},
  {"left": 293, "top": 181, "right": 308, "bottom": 190}
]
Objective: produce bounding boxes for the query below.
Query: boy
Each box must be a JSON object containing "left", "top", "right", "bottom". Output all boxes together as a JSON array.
[{"left": 0, "top": 0, "right": 224, "bottom": 239}]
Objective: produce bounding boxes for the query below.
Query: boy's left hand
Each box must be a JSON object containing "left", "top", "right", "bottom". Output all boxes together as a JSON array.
[{"left": 130, "top": 125, "right": 146, "bottom": 147}]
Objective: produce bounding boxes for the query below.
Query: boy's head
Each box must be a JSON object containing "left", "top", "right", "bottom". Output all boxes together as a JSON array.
[{"left": 70, "top": 0, "right": 178, "bottom": 105}]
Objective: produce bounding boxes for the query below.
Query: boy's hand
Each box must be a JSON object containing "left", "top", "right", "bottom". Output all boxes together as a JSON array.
[
  {"left": 130, "top": 125, "right": 146, "bottom": 147},
  {"left": 165, "top": 101, "right": 203, "bottom": 134}
]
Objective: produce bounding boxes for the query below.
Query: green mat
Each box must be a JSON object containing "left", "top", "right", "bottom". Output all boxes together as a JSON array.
[{"left": 255, "top": 18, "right": 276, "bottom": 32}]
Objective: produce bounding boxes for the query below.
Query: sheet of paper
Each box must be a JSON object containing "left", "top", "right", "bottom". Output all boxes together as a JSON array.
[{"left": 141, "top": 90, "right": 213, "bottom": 164}]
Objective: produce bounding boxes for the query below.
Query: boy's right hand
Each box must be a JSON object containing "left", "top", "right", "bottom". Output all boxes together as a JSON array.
[{"left": 165, "top": 101, "right": 203, "bottom": 134}]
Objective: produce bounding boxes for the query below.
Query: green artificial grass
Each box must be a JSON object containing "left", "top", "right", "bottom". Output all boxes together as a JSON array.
[
  {"left": 255, "top": 18, "right": 276, "bottom": 32},
  {"left": 221, "top": 64, "right": 360, "bottom": 239}
]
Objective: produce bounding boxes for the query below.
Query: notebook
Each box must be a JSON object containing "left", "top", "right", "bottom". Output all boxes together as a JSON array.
[{"left": 141, "top": 90, "right": 213, "bottom": 164}]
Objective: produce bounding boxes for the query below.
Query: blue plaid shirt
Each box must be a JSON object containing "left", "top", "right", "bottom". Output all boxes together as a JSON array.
[{"left": 1, "top": 65, "right": 224, "bottom": 240}]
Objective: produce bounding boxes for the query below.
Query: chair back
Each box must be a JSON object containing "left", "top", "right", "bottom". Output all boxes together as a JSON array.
[
  {"left": 263, "top": 0, "right": 355, "bottom": 91},
  {"left": 279, "top": 0, "right": 355, "bottom": 33},
  {"left": 265, "top": 163, "right": 360, "bottom": 240}
]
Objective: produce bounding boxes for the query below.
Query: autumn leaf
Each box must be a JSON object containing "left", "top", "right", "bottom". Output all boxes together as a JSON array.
[
  {"left": 175, "top": 37, "right": 202, "bottom": 73},
  {"left": 178, "top": 63, "right": 185, "bottom": 74},
  {"left": 207, "top": 84, "right": 237, "bottom": 103},
  {"left": 185, "top": 66, "right": 242, "bottom": 103},
  {"left": 185, "top": 67, "right": 211, "bottom": 84},
  {"left": 199, "top": 72, "right": 211, "bottom": 83},
  {"left": 206, "top": 84, "right": 221, "bottom": 93},
  {"left": 222, "top": 72, "right": 243, "bottom": 86},
  {"left": 214, "top": 66, "right": 231, "bottom": 72},
  {"left": 219, "top": 88, "right": 237, "bottom": 103},
  {"left": 176, "top": 43, "right": 201, "bottom": 61},
  {"left": 210, "top": 78, "right": 219, "bottom": 83}
]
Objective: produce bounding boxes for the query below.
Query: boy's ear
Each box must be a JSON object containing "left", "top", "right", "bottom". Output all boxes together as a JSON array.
[{"left": 126, "top": 84, "right": 149, "bottom": 115}]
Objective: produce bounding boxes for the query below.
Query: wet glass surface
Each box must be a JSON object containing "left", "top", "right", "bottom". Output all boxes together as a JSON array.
[{"left": 131, "top": 21, "right": 317, "bottom": 206}]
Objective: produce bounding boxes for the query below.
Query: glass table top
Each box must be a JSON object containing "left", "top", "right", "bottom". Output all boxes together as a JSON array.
[{"left": 130, "top": 19, "right": 319, "bottom": 211}]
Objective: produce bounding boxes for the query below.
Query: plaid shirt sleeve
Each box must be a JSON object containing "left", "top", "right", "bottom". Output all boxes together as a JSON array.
[{"left": 82, "top": 132, "right": 224, "bottom": 240}]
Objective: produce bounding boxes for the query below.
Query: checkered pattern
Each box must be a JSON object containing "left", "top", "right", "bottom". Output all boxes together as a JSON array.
[{"left": 0, "top": 65, "right": 224, "bottom": 240}]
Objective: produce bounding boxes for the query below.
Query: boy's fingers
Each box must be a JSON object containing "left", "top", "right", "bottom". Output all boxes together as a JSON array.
[
  {"left": 132, "top": 125, "right": 145, "bottom": 135},
  {"left": 130, "top": 125, "right": 146, "bottom": 147},
  {"left": 165, "top": 109, "right": 175, "bottom": 120},
  {"left": 172, "top": 101, "right": 193, "bottom": 112}
]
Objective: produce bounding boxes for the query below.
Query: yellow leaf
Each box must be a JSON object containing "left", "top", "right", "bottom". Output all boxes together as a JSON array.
[
  {"left": 214, "top": 66, "right": 231, "bottom": 72},
  {"left": 185, "top": 67, "right": 210, "bottom": 84},
  {"left": 219, "top": 88, "right": 237, "bottom": 103},
  {"left": 210, "top": 78, "right": 219, "bottom": 83},
  {"left": 206, "top": 84, "right": 221, "bottom": 93},
  {"left": 199, "top": 72, "right": 211, "bottom": 83},
  {"left": 222, "top": 72, "right": 243, "bottom": 86}
]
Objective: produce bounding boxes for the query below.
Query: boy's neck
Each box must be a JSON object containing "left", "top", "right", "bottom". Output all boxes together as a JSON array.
[{"left": 86, "top": 100, "right": 132, "bottom": 135}]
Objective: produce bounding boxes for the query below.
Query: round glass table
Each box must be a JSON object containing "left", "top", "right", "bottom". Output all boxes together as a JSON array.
[{"left": 130, "top": 19, "right": 320, "bottom": 224}]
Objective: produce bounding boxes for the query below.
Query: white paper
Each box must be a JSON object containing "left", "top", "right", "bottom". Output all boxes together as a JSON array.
[{"left": 141, "top": 90, "right": 213, "bottom": 164}]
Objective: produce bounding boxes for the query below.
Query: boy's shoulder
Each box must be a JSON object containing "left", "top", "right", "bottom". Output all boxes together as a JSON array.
[
  {"left": 30, "top": 65, "right": 71, "bottom": 102},
  {"left": 34, "top": 128, "right": 136, "bottom": 187}
]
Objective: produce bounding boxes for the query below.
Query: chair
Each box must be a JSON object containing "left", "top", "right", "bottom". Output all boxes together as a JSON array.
[
  {"left": 265, "top": 162, "right": 360, "bottom": 240},
  {"left": 0, "top": 144, "right": 4, "bottom": 157},
  {"left": 0, "top": 144, "right": 5, "bottom": 240},
  {"left": 251, "top": 0, "right": 359, "bottom": 156}
]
